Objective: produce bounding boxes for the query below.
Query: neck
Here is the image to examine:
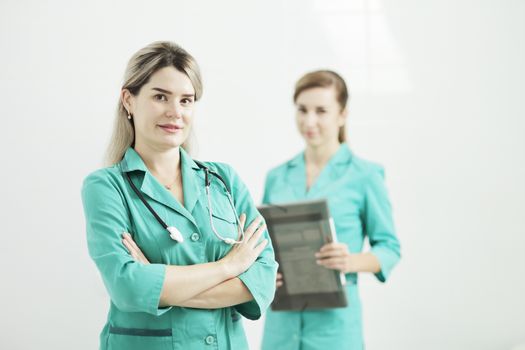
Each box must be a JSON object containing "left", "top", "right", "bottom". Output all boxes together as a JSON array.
[
  {"left": 304, "top": 140, "right": 341, "bottom": 167},
  {"left": 134, "top": 142, "right": 181, "bottom": 181}
]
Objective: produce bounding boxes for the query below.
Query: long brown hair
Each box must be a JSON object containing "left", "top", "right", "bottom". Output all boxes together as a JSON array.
[{"left": 293, "top": 70, "right": 349, "bottom": 143}]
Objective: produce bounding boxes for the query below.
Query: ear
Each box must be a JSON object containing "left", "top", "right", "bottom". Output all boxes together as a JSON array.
[
  {"left": 338, "top": 107, "right": 348, "bottom": 127},
  {"left": 121, "top": 89, "right": 134, "bottom": 115}
]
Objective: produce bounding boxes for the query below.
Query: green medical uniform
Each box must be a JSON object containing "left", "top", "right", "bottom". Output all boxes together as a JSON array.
[
  {"left": 261, "top": 143, "right": 401, "bottom": 350},
  {"left": 81, "top": 147, "right": 278, "bottom": 350}
]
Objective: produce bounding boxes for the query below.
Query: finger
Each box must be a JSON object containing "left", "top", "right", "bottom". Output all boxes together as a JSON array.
[
  {"left": 318, "top": 245, "right": 348, "bottom": 257},
  {"left": 239, "top": 213, "right": 247, "bottom": 229},
  {"left": 245, "top": 216, "right": 263, "bottom": 240},
  {"left": 319, "top": 243, "right": 336, "bottom": 252},
  {"left": 276, "top": 280, "right": 283, "bottom": 288},
  {"left": 237, "top": 213, "right": 247, "bottom": 240},
  {"left": 123, "top": 240, "right": 141, "bottom": 262},
  {"left": 276, "top": 272, "right": 283, "bottom": 279},
  {"left": 253, "top": 238, "right": 268, "bottom": 256},
  {"left": 122, "top": 234, "right": 149, "bottom": 263},
  {"left": 122, "top": 238, "right": 134, "bottom": 255},
  {"left": 319, "top": 242, "right": 346, "bottom": 252},
  {"left": 248, "top": 223, "right": 266, "bottom": 247},
  {"left": 124, "top": 233, "right": 142, "bottom": 253},
  {"left": 317, "top": 257, "right": 346, "bottom": 269},
  {"left": 317, "top": 256, "right": 346, "bottom": 264},
  {"left": 122, "top": 232, "right": 135, "bottom": 247},
  {"left": 315, "top": 250, "right": 345, "bottom": 259},
  {"left": 137, "top": 255, "right": 149, "bottom": 264},
  {"left": 122, "top": 234, "right": 139, "bottom": 255},
  {"left": 318, "top": 259, "right": 345, "bottom": 270}
]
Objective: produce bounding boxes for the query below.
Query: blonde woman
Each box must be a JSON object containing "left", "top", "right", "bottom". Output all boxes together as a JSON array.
[
  {"left": 261, "top": 70, "right": 401, "bottom": 350},
  {"left": 81, "top": 41, "right": 277, "bottom": 350}
]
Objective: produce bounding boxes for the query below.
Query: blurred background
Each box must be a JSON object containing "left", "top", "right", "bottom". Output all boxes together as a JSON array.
[{"left": 1, "top": 0, "right": 524, "bottom": 349}]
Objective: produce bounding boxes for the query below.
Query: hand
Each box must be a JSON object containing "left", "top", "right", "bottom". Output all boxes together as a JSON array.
[
  {"left": 276, "top": 272, "right": 283, "bottom": 288},
  {"left": 220, "top": 214, "right": 268, "bottom": 278},
  {"left": 122, "top": 232, "right": 150, "bottom": 265},
  {"left": 315, "top": 242, "right": 353, "bottom": 273}
]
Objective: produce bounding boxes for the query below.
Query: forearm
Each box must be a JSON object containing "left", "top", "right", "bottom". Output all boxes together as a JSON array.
[
  {"left": 159, "top": 261, "right": 233, "bottom": 307},
  {"left": 178, "top": 277, "right": 253, "bottom": 309},
  {"left": 348, "top": 252, "right": 381, "bottom": 273}
]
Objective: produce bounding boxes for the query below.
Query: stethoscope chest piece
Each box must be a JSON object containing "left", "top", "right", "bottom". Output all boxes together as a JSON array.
[{"left": 167, "top": 226, "right": 184, "bottom": 243}]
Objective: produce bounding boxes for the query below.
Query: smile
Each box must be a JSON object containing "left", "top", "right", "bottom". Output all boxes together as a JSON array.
[{"left": 158, "top": 124, "right": 183, "bottom": 133}]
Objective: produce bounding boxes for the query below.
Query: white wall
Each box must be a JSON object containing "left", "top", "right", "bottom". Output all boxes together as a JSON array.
[{"left": 1, "top": 0, "right": 524, "bottom": 349}]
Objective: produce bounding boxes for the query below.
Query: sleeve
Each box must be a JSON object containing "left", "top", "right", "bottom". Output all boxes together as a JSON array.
[
  {"left": 261, "top": 170, "right": 275, "bottom": 205},
  {"left": 363, "top": 167, "right": 401, "bottom": 283},
  {"left": 81, "top": 171, "right": 171, "bottom": 316},
  {"left": 225, "top": 166, "right": 279, "bottom": 320}
]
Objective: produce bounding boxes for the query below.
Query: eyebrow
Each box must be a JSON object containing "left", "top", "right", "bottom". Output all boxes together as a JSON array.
[
  {"left": 297, "top": 104, "right": 328, "bottom": 109},
  {"left": 151, "top": 87, "right": 194, "bottom": 97}
]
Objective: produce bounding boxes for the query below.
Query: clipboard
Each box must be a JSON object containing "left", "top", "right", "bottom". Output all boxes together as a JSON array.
[{"left": 258, "top": 199, "right": 348, "bottom": 311}]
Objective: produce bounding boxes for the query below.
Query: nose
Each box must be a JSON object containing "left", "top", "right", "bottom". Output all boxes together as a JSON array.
[
  {"left": 303, "top": 111, "right": 317, "bottom": 127},
  {"left": 166, "top": 101, "right": 183, "bottom": 119}
]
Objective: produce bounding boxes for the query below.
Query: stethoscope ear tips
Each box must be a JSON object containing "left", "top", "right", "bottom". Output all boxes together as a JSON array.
[{"left": 167, "top": 226, "right": 184, "bottom": 243}]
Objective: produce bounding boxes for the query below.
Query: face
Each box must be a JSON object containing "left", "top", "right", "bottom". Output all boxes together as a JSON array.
[
  {"left": 295, "top": 87, "right": 346, "bottom": 147},
  {"left": 122, "top": 66, "right": 196, "bottom": 151}
]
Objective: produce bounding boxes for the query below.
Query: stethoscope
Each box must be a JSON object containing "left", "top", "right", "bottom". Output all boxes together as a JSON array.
[{"left": 124, "top": 161, "right": 244, "bottom": 245}]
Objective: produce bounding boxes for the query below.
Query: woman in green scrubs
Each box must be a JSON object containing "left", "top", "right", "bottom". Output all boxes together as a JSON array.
[
  {"left": 261, "top": 70, "right": 401, "bottom": 350},
  {"left": 81, "top": 41, "right": 277, "bottom": 350}
]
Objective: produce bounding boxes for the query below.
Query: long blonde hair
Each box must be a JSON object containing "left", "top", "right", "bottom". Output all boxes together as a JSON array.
[
  {"left": 293, "top": 70, "right": 349, "bottom": 143},
  {"left": 105, "top": 41, "right": 203, "bottom": 165}
]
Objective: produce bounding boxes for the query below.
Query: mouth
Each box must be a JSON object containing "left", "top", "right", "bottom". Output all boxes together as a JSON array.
[
  {"left": 158, "top": 124, "right": 184, "bottom": 133},
  {"left": 305, "top": 131, "right": 317, "bottom": 138}
]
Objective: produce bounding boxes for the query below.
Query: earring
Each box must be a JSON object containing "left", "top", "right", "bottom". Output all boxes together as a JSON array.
[{"left": 127, "top": 113, "right": 132, "bottom": 120}]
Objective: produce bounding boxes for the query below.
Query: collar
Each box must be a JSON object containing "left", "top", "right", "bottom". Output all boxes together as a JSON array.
[
  {"left": 120, "top": 147, "right": 201, "bottom": 173},
  {"left": 119, "top": 147, "right": 203, "bottom": 225},
  {"left": 287, "top": 142, "right": 353, "bottom": 168},
  {"left": 285, "top": 143, "right": 353, "bottom": 199}
]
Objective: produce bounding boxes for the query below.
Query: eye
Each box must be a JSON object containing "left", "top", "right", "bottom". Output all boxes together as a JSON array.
[
  {"left": 154, "top": 94, "right": 168, "bottom": 102},
  {"left": 297, "top": 106, "right": 307, "bottom": 114},
  {"left": 181, "top": 97, "right": 195, "bottom": 106},
  {"left": 316, "top": 108, "right": 327, "bottom": 115}
]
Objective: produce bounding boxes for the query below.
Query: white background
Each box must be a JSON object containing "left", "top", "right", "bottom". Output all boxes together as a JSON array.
[{"left": 1, "top": 0, "right": 524, "bottom": 349}]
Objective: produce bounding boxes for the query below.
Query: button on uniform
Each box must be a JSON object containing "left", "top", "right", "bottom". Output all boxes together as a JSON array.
[
  {"left": 205, "top": 335, "right": 215, "bottom": 345},
  {"left": 190, "top": 232, "right": 200, "bottom": 242}
]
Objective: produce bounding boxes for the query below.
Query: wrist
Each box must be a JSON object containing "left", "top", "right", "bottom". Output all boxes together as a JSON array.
[
  {"left": 218, "top": 259, "right": 237, "bottom": 279},
  {"left": 346, "top": 254, "right": 358, "bottom": 273}
]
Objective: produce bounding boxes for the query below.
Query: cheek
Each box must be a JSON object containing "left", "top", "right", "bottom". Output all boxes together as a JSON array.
[
  {"left": 319, "top": 117, "right": 340, "bottom": 133},
  {"left": 136, "top": 103, "right": 159, "bottom": 123},
  {"left": 295, "top": 117, "right": 305, "bottom": 130},
  {"left": 183, "top": 109, "right": 194, "bottom": 124}
]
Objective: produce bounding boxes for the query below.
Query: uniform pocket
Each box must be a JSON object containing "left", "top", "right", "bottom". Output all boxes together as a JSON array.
[
  {"left": 211, "top": 211, "right": 236, "bottom": 224},
  {"left": 108, "top": 326, "right": 172, "bottom": 350}
]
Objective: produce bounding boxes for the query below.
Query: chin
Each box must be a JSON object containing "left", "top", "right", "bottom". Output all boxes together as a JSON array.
[
  {"left": 304, "top": 137, "right": 323, "bottom": 147},
  {"left": 157, "top": 137, "right": 186, "bottom": 149}
]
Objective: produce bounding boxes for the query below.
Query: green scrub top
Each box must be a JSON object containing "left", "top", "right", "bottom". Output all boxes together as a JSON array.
[
  {"left": 81, "top": 147, "right": 278, "bottom": 350},
  {"left": 261, "top": 143, "right": 401, "bottom": 350}
]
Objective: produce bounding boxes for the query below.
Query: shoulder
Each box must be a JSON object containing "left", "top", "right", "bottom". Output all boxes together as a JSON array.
[
  {"left": 197, "top": 160, "right": 235, "bottom": 179},
  {"left": 350, "top": 154, "right": 385, "bottom": 179},
  {"left": 348, "top": 154, "right": 390, "bottom": 194},
  {"left": 265, "top": 152, "right": 302, "bottom": 181},
  {"left": 81, "top": 164, "right": 125, "bottom": 197}
]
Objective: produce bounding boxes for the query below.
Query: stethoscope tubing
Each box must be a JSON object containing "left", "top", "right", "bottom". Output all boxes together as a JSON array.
[{"left": 124, "top": 161, "right": 244, "bottom": 244}]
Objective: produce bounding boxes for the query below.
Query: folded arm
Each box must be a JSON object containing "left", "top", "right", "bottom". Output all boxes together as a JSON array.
[
  {"left": 122, "top": 214, "right": 266, "bottom": 308},
  {"left": 178, "top": 278, "right": 253, "bottom": 309}
]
